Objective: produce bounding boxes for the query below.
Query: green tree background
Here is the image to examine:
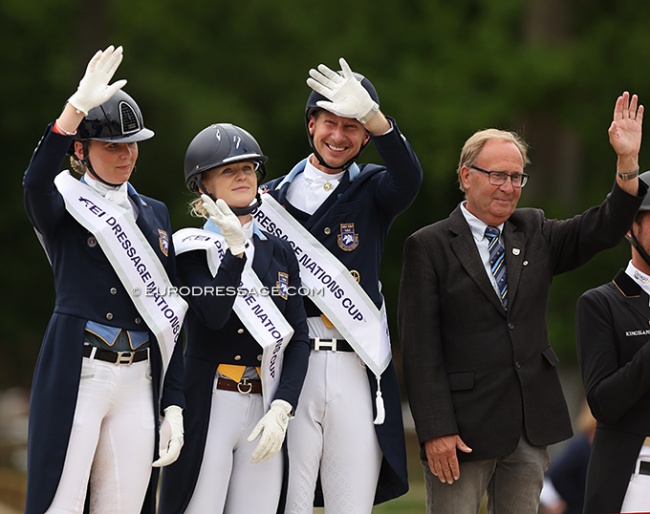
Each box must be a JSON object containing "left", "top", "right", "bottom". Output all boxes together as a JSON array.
[{"left": 3, "top": 0, "right": 650, "bottom": 393}]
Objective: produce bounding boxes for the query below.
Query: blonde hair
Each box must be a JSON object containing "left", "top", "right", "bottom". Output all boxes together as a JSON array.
[
  {"left": 457, "top": 129, "right": 530, "bottom": 193},
  {"left": 188, "top": 197, "right": 209, "bottom": 219}
]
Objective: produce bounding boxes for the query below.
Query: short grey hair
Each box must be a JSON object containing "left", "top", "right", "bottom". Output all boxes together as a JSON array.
[{"left": 457, "top": 129, "right": 530, "bottom": 193}]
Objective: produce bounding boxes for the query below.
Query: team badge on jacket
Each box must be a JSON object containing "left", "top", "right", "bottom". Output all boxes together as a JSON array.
[
  {"left": 337, "top": 223, "right": 359, "bottom": 251},
  {"left": 276, "top": 272, "right": 289, "bottom": 300},
  {"left": 158, "top": 229, "right": 169, "bottom": 256}
]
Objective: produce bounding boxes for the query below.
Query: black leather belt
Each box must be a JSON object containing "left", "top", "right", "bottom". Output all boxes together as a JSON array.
[
  {"left": 640, "top": 461, "right": 650, "bottom": 476},
  {"left": 309, "top": 338, "right": 354, "bottom": 352},
  {"left": 216, "top": 377, "right": 262, "bottom": 394},
  {"left": 83, "top": 345, "right": 148, "bottom": 365}
]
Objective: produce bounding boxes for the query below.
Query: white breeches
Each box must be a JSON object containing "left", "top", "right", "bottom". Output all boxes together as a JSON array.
[
  {"left": 621, "top": 458, "right": 650, "bottom": 512},
  {"left": 184, "top": 378, "right": 283, "bottom": 514},
  {"left": 285, "top": 351, "right": 382, "bottom": 514},
  {"left": 46, "top": 357, "right": 154, "bottom": 514}
]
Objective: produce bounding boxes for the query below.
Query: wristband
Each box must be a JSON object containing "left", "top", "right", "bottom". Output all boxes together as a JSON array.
[
  {"left": 53, "top": 122, "right": 77, "bottom": 137},
  {"left": 617, "top": 168, "right": 639, "bottom": 181}
]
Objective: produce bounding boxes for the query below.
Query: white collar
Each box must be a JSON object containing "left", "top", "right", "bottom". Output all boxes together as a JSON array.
[
  {"left": 626, "top": 261, "right": 650, "bottom": 296},
  {"left": 460, "top": 202, "right": 504, "bottom": 243},
  {"left": 303, "top": 159, "right": 345, "bottom": 187}
]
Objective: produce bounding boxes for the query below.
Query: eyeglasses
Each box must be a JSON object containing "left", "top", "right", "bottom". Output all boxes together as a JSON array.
[{"left": 470, "top": 165, "right": 529, "bottom": 188}]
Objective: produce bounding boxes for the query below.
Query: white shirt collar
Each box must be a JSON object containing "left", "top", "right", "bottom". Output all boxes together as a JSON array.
[
  {"left": 460, "top": 202, "right": 505, "bottom": 243},
  {"left": 625, "top": 261, "right": 650, "bottom": 296}
]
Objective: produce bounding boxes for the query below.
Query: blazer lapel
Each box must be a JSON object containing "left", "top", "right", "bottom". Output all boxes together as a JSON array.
[
  {"left": 449, "top": 206, "right": 505, "bottom": 313},
  {"left": 503, "top": 221, "right": 526, "bottom": 308}
]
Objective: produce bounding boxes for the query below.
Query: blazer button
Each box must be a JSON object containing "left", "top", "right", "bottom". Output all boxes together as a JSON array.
[
  {"left": 507, "top": 322, "right": 515, "bottom": 330},
  {"left": 110, "top": 287, "right": 118, "bottom": 295},
  {"left": 237, "top": 328, "right": 245, "bottom": 334},
  {"left": 135, "top": 317, "right": 142, "bottom": 325},
  {"left": 105, "top": 313, "right": 114, "bottom": 321},
  {"left": 514, "top": 361, "right": 521, "bottom": 369},
  {"left": 234, "top": 355, "right": 242, "bottom": 361},
  {"left": 257, "top": 354, "right": 262, "bottom": 362},
  {"left": 324, "top": 227, "right": 331, "bottom": 235}
]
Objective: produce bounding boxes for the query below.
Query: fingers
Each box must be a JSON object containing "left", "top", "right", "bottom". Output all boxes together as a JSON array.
[
  {"left": 200, "top": 194, "right": 219, "bottom": 217},
  {"left": 104, "top": 80, "right": 127, "bottom": 98},
  {"left": 251, "top": 439, "right": 271, "bottom": 463},
  {"left": 338, "top": 57, "right": 353, "bottom": 78},
  {"left": 247, "top": 422, "right": 263, "bottom": 443},
  {"left": 152, "top": 437, "right": 183, "bottom": 467},
  {"left": 614, "top": 91, "right": 643, "bottom": 122},
  {"left": 251, "top": 435, "right": 281, "bottom": 463},
  {"left": 316, "top": 63, "right": 341, "bottom": 82},
  {"left": 102, "top": 45, "right": 124, "bottom": 77},
  {"left": 85, "top": 49, "right": 104, "bottom": 73},
  {"left": 306, "top": 77, "right": 330, "bottom": 97}
]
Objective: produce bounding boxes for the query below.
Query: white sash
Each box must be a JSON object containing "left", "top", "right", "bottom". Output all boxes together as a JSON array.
[
  {"left": 255, "top": 193, "right": 390, "bottom": 423},
  {"left": 54, "top": 171, "right": 187, "bottom": 375},
  {"left": 173, "top": 227, "right": 294, "bottom": 409}
]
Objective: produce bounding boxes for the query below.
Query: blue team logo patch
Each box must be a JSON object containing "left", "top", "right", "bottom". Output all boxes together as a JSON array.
[
  {"left": 158, "top": 229, "right": 169, "bottom": 256},
  {"left": 337, "top": 223, "right": 359, "bottom": 252},
  {"left": 276, "top": 272, "right": 289, "bottom": 300}
]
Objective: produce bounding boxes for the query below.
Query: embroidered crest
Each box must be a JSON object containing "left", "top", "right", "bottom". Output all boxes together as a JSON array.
[
  {"left": 337, "top": 223, "right": 359, "bottom": 251},
  {"left": 276, "top": 272, "right": 289, "bottom": 300},
  {"left": 158, "top": 229, "right": 169, "bottom": 256}
]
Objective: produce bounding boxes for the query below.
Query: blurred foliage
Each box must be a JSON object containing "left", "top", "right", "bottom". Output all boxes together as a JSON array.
[{"left": 2, "top": 0, "right": 650, "bottom": 389}]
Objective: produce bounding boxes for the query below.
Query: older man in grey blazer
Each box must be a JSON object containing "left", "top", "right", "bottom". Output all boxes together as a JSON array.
[{"left": 398, "top": 91, "right": 645, "bottom": 514}]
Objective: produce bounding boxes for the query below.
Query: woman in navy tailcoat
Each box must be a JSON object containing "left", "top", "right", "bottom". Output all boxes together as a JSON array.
[{"left": 22, "top": 46, "right": 185, "bottom": 514}]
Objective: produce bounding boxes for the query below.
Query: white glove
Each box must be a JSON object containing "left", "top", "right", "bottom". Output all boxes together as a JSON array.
[
  {"left": 152, "top": 405, "right": 184, "bottom": 467},
  {"left": 247, "top": 399, "right": 293, "bottom": 463},
  {"left": 306, "top": 57, "right": 379, "bottom": 124},
  {"left": 201, "top": 195, "right": 247, "bottom": 256},
  {"left": 68, "top": 45, "right": 127, "bottom": 115}
]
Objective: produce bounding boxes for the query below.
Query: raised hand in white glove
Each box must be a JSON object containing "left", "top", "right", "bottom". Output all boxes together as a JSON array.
[
  {"left": 152, "top": 405, "right": 184, "bottom": 467},
  {"left": 201, "top": 194, "right": 247, "bottom": 256},
  {"left": 68, "top": 45, "right": 127, "bottom": 115},
  {"left": 247, "top": 399, "right": 293, "bottom": 463},
  {"left": 307, "top": 57, "right": 379, "bottom": 124}
]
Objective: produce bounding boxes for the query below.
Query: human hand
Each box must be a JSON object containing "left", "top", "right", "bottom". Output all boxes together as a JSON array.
[
  {"left": 307, "top": 57, "right": 379, "bottom": 124},
  {"left": 201, "top": 195, "right": 247, "bottom": 256},
  {"left": 68, "top": 45, "right": 127, "bottom": 115},
  {"left": 424, "top": 434, "right": 473, "bottom": 484},
  {"left": 609, "top": 91, "right": 643, "bottom": 161},
  {"left": 247, "top": 399, "right": 293, "bottom": 463},
  {"left": 152, "top": 405, "right": 184, "bottom": 467}
]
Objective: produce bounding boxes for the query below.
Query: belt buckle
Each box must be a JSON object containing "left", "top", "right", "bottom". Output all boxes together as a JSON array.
[
  {"left": 314, "top": 338, "right": 337, "bottom": 352},
  {"left": 237, "top": 378, "right": 252, "bottom": 394},
  {"left": 115, "top": 351, "right": 136, "bottom": 365}
]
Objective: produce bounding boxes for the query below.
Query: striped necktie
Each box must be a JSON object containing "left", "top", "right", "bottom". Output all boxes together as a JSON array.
[{"left": 485, "top": 226, "right": 508, "bottom": 307}]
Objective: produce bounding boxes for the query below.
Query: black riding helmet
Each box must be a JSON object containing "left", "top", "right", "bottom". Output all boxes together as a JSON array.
[
  {"left": 184, "top": 123, "right": 268, "bottom": 216},
  {"left": 626, "top": 170, "right": 650, "bottom": 265},
  {"left": 305, "top": 72, "right": 380, "bottom": 171},
  {"left": 69, "top": 90, "right": 154, "bottom": 186}
]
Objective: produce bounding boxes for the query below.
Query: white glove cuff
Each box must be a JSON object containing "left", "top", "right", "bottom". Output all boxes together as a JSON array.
[{"left": 358, "top": 102, "right": 379, "bottom": 124}]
